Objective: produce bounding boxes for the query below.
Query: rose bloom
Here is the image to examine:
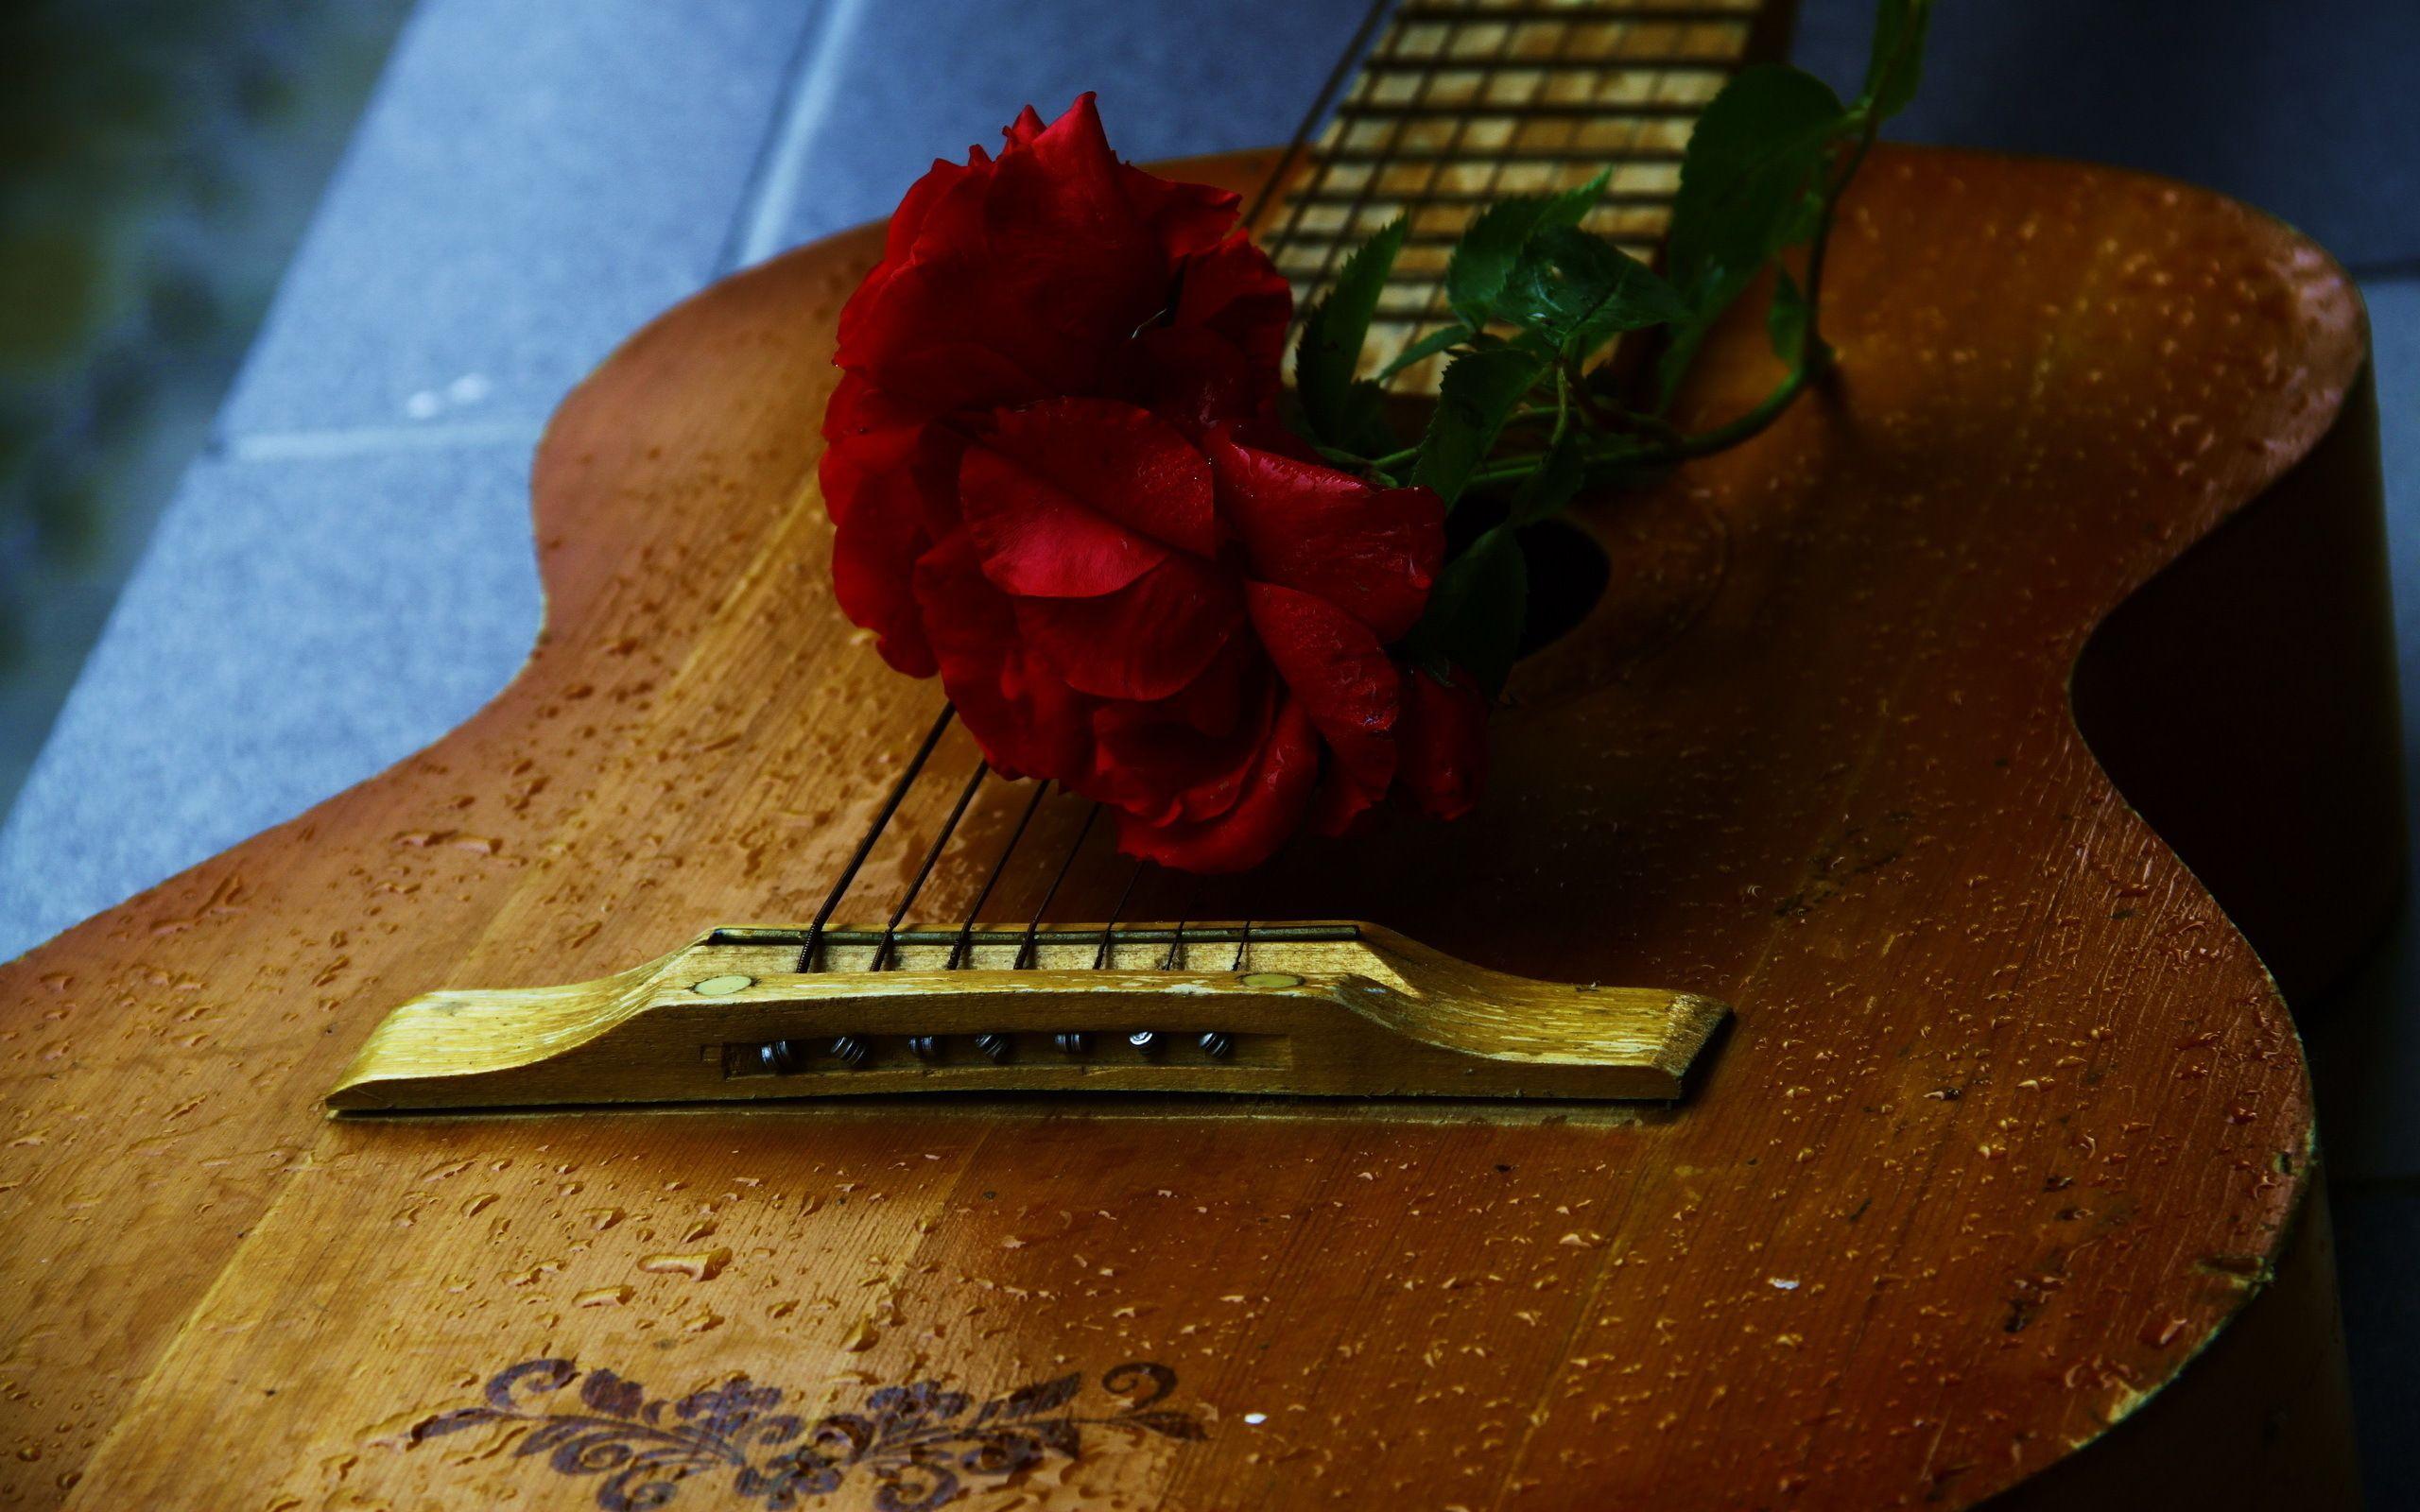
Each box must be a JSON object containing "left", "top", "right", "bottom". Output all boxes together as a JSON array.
[{"left": 821, "top": 95, "right": 1486, "bottom": 871}]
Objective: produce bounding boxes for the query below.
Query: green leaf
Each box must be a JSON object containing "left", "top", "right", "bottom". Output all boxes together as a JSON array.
[
  {"left": 1664, "top": 64, "right": 1845, "bottom": 310},
  {"left": 1655, "top": 63, "right": 1846, "bottom": 403},
  {"left": 1375, "top": 322, "right": 1478, "bottom": 383},
  {"left": 1861, "top": 0, "right": 1934, "bottom": 120},
  {"left": 1294, "top": 218, "right": 1406, "bottom": 446},
  {"left": 1443, "top": 169, "right": 1609, "bottom": 327},
  {"left": 1508, "top": 427, "right": 1587, "bottom": 528},
  {"left": 1500, "top": 226, "right": 1689, "bottom": 359},
  {"left": 1340, "top": 377, "right": 1401, "bottom": 458},
  {"left": 1405, "top": 527, "right": 1528, "bottom": 697},
  {"left": 1412, "top": 348, "right": 1548, "bottom": 508},
  {"left": 1765, "top": 266, "right": 1810, "bottom": 367}
]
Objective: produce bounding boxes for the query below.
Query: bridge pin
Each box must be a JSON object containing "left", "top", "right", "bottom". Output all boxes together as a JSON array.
[{"left": 760, "top": 1040, "right": 804, "bottom": 1075}]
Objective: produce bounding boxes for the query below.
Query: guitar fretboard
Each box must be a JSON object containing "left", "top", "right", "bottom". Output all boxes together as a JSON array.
[{"left": 1262, "top": 0, "right": 1775, "bottom": 387}]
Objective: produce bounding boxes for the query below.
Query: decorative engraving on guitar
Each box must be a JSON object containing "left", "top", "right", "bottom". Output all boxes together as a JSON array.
[
  {"left": 407, "top": 1356, "right": 1202, "bottom": 1511},
  {"left": 325, "top": 921, "right": 1730, "bottom": 1109}
]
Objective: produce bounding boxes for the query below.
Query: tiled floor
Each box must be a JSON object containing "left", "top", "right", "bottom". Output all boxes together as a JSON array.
[{"left": 3, "top": 0, "right": 2413, "bottom": 1499}]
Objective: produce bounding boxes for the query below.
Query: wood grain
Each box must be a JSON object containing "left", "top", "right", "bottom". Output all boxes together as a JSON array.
[{"left": 0, "top": 146, "right": 2380, "bottom": 1508}]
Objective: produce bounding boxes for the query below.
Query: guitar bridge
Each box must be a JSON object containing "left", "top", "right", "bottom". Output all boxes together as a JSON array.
[{"left": 325, "top": 922, "right": 1728, "bottom": 1112}]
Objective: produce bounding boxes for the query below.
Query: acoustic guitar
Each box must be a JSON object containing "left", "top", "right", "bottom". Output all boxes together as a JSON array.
[{"left": 1, "top": 1, "right": 2396, "bottom": 1507}]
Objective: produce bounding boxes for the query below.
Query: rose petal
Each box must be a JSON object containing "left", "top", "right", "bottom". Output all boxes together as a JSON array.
[
  {"left": 1215, "top": 436, "right": 1444, "bottom": 642},
  {"left": 1003, "top": 105, "right": 1048, "bottom": 149},
  {"left": 1395, "top": 662, "right": 1492, "bottom": 820},
  {"left": 879, "top": 148, "right": 981, "bottom": 282},
  {"left": 1015, "top": 552, "right": 1241, "bottom": 701},
  {"left": 1085, "top": 653, "right": 1275, "bottom": 826},
  {"left": 1120, "top": 165, "right": 1243, "bottom": 263},
  {"left": 835, "top": 153, "right": 1043, "bottom": 413},
  {"left": 959, "top": 448, "right": 1167, "bottom": 602},
  {"left": 831, "top": 514, "right": 933, "bottom": 676},
  {"left": 840, "top": 99, "right": 1175, "bottom": 414},
  {"left": 1117, "top": 326, "right": 1274, "bottom": 444},
  {"left": 1245, "top": 581, "right": 1400, "bottom": 813},
  {"left": 977, "top": 100, "right": 1167, "bottom": 376},
  {"left": 822, "top": 375, "right": 967, "bottom": 538},
  {"left": 913, "top": 534, "right": 1093, "bottom": 781},
  {"left": 834, "top": 150, "right": 984, "bottom": 375},
  {"left": 1115, "top": 699, "right": 1322, "bottom": 873},
  {"left": 821, "top": 422, "right": 937, "bottom": 676},
  {"left": 1171, "top": 235, "right": 1293, "bottom": 379},
  {"left": 960, "top": 400, "right": 1219, "bottom": 581}
]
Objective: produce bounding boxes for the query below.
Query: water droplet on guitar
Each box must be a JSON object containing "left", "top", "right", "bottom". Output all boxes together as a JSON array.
[{"left": 638, "top": 1247, "right": 732, "bottom": 1281}]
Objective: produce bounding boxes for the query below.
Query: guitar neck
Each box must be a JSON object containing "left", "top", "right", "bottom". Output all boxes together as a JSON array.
[{"left": 1264, "top": 0, "right": 1796, "bottom": 385}]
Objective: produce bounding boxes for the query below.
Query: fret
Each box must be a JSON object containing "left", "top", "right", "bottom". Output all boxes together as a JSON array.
[
  {"left": 1347, "top": 70, "right": 1728, "bottom": 110},
  {"left": 1337, "top": 99, "right": 1712, "bottom": 121},
  {"left": 1278, "top": 214, "right": 1672, "bottom": 249},
  {"left": 1282, "top": 265, "right": 1661, "bottom": 308},
  {"left": 1359, "top": 53, "right": 1732, "bottom": 72},
  {"left": 1265, "top": 0, "right": 1778, "bottom": 392},
  {"left": 1392, "top": 1, "right": 1762, "bottom": 19},
  {"left": 1311, "top": 158, "right": 1680, "bottom": 194},
  {"left": 1279, "top": 198, "right": 1673, "bottom": 239},
  {"left": 1284, "top": 184, "right": 1674, "bottom": 207},
  {"left": 1360, "top": 26, "right": 1749, "bottom": 75},
  {"left": 1312, "top": 145, "right": 1688, "bottom": 164}
]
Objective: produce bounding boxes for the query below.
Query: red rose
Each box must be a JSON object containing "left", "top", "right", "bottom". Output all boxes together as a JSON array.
[{"left": 821, "top": 96, "right": 1489, "bottom": 871}]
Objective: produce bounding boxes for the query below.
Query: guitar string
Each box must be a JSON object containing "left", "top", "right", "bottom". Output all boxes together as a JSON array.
[
  {"left": 936, "top": 7, "right": 1403, "bottom": 971},
  {"left": 1402, "top": 4, "right": 1589, "bottom": 335},
  {"left": 1242, "top": 0, "right": 1400, "bottom": 232},
  {"left": 1159, "top": 876, "right": 1203, "bottom": 971},
  {"left": 805, "top": 1, "right": 1535, "bottom": 964},
  {"left": 1093, "top": 861, "right": 1143, "bottom": 970},
  {"left": 1279, "top": 0, "right": 1466, "bottom": 342},
  {"left": 984, "top": 0, "right": 1497, "bottom": 955},
  {"left": 924, "top": 0, "right": 1514, "bottom": 954},
  {"left": 1286, "top": 9, "right": 1741, "bottom": 353},
  {"left": 799, "top": 704, "right": 955, "bottom": 970},
  {"left": 945, "top": 779, "right": 1053, "bottom": 968},
  {"left": 794, "top": 5, "right": 1752, "bottom": 987},
  {"left": 1014, "top": 800, "right": 1102, "bottom": 969},
  {"left": 1372, "top": 0, "right": 1539, "bottom": 334},
  {"left": 868, "top": 762, "right": 988, "bottom": 970}
]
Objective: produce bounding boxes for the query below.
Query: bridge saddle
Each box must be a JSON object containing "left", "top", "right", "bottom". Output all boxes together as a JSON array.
[{"left": 325, "top": 922, "right": 1728, "bottom": 1112}]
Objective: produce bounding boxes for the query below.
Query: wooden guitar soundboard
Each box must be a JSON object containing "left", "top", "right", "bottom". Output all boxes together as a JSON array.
[{"left": 0, "top": 11, "right": 2396, "bottom": 1506}]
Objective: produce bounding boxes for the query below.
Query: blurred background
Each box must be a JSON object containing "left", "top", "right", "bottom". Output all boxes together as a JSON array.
[
  {"left": 0, "top": 0, "right": 411, "bottom": 808},
  {"left": 0, "top": 0, "right": 2414, "bottom": 1495}
]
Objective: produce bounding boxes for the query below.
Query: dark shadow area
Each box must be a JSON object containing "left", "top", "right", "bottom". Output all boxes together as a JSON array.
[{"left": 1790, "top": 0, "right": 2420, "bottom": 270}]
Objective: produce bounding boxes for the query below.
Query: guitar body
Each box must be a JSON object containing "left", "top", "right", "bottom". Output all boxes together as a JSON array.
[{"left": 0, "top": 145, "right": 2389, "bottom": 1509}]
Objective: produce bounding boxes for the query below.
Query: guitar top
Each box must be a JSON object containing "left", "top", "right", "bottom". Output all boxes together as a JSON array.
[{"left": 0, "top": 8, "right": 2394, "bottom": 1503}]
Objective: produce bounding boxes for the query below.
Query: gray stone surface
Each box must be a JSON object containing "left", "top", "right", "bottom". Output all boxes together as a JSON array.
[
  {"left": 0, "top": 444, "right": 540, "bottom": 949},
  {"left": 742, "top": 0, "right": 1375, "bottom": 257},
  {"left": 217, "top": 0, "right": 821, "bottom": 441}
]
